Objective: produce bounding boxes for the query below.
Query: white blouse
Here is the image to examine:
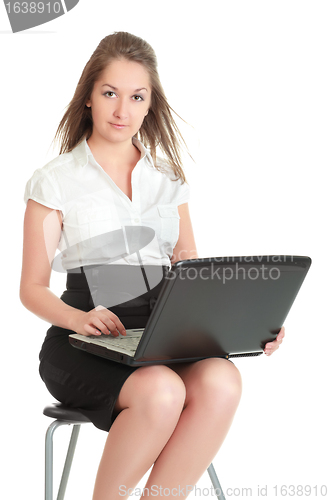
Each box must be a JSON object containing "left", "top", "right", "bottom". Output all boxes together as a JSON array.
[{"left": 24, "top": 137, "right": 190, "bottom": 272}]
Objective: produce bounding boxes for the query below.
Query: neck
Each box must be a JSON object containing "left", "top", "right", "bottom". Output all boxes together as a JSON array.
[{"left": 87, "top": 135, "right": 141, "bottom": 170}]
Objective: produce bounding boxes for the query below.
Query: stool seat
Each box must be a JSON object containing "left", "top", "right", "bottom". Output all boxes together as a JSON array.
[{"left": 43, "top": 403, "right": 91, "bottom": 423}]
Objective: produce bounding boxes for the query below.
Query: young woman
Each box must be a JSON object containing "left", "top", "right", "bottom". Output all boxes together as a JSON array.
[{"left": 20, "top": 32, "right": 284, "bottom": 500}]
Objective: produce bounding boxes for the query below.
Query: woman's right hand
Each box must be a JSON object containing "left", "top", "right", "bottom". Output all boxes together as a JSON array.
[{"left": 70, "top": 305, "right": 126, "bottom": 337}]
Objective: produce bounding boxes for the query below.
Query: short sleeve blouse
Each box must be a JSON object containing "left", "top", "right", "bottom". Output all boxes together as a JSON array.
[{"left": 24, "top": 137, "right": 190, "bottom": 271}]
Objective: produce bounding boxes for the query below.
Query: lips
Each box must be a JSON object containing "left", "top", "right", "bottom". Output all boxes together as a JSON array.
[{"left": 110, "top": 123, "right": 127, "bottom": 129}]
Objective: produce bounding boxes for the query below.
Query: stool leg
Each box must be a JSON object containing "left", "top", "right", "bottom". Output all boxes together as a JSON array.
[
  {"left": 45, "top": 420, "right": 68, "bottom": 500},
  {"left": 207, "top": 463, "right": 226, "bottom": 500},
  {"left": 57, "top": 424, "right": 81, "bottom": 500}
]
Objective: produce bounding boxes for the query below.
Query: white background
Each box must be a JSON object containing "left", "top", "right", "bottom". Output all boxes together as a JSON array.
[{"left": 1, "top": 1, "right": 328, "bottom": 499}]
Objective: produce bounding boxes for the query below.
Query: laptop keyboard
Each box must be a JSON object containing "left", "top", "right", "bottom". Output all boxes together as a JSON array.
[{"left": 91, "top": 329, "right": 144, "bottom": 353}]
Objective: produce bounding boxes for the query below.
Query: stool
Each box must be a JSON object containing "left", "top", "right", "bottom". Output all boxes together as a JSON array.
[{"left": 44, "top": 403, "right": 226, "bottom": 500}]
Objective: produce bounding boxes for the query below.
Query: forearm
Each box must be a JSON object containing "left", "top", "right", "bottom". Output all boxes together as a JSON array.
[{"left": 20, "top": 283, "right": 83, "bottom": 331}]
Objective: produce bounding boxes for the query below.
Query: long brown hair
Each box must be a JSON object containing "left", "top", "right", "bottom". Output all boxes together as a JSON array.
[{"left": 54, "top": 32, "right": 189, "bottom": 183}]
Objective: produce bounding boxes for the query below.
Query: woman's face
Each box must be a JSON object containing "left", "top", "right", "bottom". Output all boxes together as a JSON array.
[{"left": 86, "top": 59, "right": 151, "bottom": 146}]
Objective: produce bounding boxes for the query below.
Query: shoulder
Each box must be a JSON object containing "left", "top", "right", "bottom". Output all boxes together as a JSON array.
[
  {"left": 156, "top": 156, "right": 189, "bottom": 185},
  {"left": 24, "top": 140, "right": 86, "bottom": 194},
  {"left": 29, "top": 150, "right": 78, "bottom": 181},
  {"left": 134, "top": 137, "right": 177, "bottom": 181},
  {"left": 23, "top": 147, "right": 81, "bottom": 211},
  {"left": 153, "top": 157, "right": 174, "bottom": 177},
  {"left": 150, "top": 156, "right": 191, "bottom": 206},
  {"left": 150, "top": 156, "right": 185, "bottom": 184}
]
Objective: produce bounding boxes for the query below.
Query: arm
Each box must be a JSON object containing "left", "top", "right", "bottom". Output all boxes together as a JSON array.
[
  {"left": 171, "top": 203, "right": 198, "bottom": 265},
  {"left": 20, "top": 200, "right": 126, "bottom": 336}
]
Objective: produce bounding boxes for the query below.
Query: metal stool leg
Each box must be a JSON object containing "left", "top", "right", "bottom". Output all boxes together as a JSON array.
[
  {"left": 45, "top": 420, "right": 81, "bottom": 500},
  {"left": 57, "top": 425, "right": 81, "bottom": 500},
  {"left": 207, "top": 463, "right": 226, "bottom": 500},
  {"left": 45, "top": 420, "right": 225, "bottom": 500}
]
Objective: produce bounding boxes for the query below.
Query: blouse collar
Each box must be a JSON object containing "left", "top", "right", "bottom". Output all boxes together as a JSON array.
[{"left": 72, "top": 136, "right": 152, "bottom": 168}]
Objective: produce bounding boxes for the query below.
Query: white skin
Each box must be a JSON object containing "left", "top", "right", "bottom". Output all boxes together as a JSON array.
[{"left": 20, "top": 59, "right": 284, "bottom": 499}]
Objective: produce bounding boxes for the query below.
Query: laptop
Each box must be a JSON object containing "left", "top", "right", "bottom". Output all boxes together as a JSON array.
[{"left": 69, "top": 255, "right": 311, "bottom": 366}]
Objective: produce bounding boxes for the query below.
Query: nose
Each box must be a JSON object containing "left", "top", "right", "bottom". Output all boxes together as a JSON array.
[{"left": 114, "top": 98, "right": 128, "bottom": 120}]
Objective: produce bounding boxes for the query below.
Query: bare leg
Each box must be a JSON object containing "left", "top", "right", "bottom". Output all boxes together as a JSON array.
[
  {"left": 92, "top": 358, "right": 242, "bottom": 500},
  {"left": 141, "top": 358, "right": 242, "bottom": 498},
  {"left": 92, "top": 364, "right": 186, "bottom": 500}
]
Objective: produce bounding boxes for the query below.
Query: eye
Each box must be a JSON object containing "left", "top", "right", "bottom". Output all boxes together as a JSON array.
[
  {"left": 132, "top": 95, "right": 144, "bottom": 102},
  {"left": 104, "top": 91, "right": 116, "bottom": 98}
]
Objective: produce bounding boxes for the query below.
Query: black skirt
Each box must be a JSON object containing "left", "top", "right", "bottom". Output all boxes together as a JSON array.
[{"left": 39, "top": 265, "right": 169, "bottom": 432}]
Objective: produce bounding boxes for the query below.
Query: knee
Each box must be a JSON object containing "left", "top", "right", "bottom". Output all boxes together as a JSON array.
[
  {"left": 190, "top": 358, "right": 242, "bottom": 411},
  {"left": 132, "top": 365, "right": 186, "bottom": 426}
]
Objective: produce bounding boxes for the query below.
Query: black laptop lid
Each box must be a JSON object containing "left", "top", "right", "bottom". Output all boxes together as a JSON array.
[{"left": 133, "top": 256, "right": 311, "bottom": 363}]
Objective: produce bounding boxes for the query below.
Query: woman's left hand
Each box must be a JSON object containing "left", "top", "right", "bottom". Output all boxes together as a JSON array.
[{"left": 264, "top": 326, "right": 285, "bottom": 356}]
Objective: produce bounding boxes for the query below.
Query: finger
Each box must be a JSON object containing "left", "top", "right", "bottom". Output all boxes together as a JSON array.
[
  {"left": 110, "top": 316, "right": 126, "bottom": 336},
  {"left": 264, "top": 342, "right": 276, "bottom": 354},
  {"left": 102, "top": 310, "right": 126, "bottom": 336},
  {"left": 265, "top": 328, "right": 284, "bottom": 349},
  {"left": 264, "top": 340, "right": 276, "bottom": 349},
  {"left": 93, "top": 316, "right": 119, "bottom": 337},
  {"left": 90, "top": 308, "right": 119, "bottom": 336},
  {"left": 276, "top": 326, "right": 285, "bottom": 341},
  {"left": 96, "top": 313, "right": 124, "bottom": 336},
  {"left": 278, "top": 326, "right": 286, "bottom": 340},
  {"left": 94, "top": 306, "right": 126, "bottom": 335},
  {"left": 265, "top": 331, "right": 284, "bottom": 352},
  {"left": 264, "top": 342, "right": 281, "bottom": 355},
  {"left": 83, "top": 323, "right": 102, "bottom": 336}
]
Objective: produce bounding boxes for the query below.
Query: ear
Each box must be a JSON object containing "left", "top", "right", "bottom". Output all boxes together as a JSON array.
[{"left": 86, "top": 100, "right": 91, "bottom": 108}]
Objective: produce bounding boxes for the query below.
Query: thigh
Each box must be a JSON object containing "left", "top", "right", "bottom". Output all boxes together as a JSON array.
[
  {"left": 113, "top": 363, "right": 186, "bottom": 415},
  {"left": 169, "top": 357, "right": 235, "bottom": 378},
  {"left": 169, "top": 357, "right": 241, "bottom": 404},
  {"left": 113, "top": 358, "right": 237, "bottom": 415}
]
